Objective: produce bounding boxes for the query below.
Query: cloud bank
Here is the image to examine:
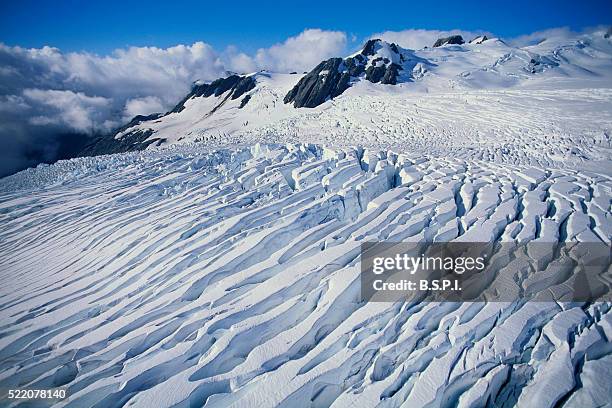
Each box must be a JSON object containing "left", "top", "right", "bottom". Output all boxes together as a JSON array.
[{"left": 0, "top": 29, "right": 347, "bottom": 176}]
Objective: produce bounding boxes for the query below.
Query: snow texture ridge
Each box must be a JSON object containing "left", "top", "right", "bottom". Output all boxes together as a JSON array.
[{"left": 1, "top": 143, "right": 611, "bottom": 407}]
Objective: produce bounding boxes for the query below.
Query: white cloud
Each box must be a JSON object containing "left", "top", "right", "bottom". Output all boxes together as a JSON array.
[
  {"left": 0, "top": 28, "right": 349, "bottom": 125},
  {"left": 123, "top": 96, "right": 165, "bottom": 121},
  {"left": 254, "top": 29, "right": 347, "bottom": 72},
  {"left": 0, "top": 95, "right": 30, "bottom": 113},
  {"left": 0, "top": 42, "right": 227, "bottom": 111},
  {"left": 507, "top": 27, "right": 575, "bottom": 48},
  {"left": 369, "top": 29, "right": 490, "bottom": 50},
  {"left": 220, "top": 29, "right": 348, "bottom": 74},
  {"left": 223, "top": 45, "right": 257, "bottom": 74},
  {"left": 23, "top": 89, "right": 114, "bottom": 132}
]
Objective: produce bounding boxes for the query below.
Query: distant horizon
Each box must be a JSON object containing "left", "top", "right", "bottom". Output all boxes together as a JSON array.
[{"left": 1, "top": 0, "right": 610, "bottom": 54}]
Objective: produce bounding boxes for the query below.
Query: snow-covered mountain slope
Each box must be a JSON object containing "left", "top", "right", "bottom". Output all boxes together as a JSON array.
[
  {"left": 1, "top": 143, "right": 611, "bottom": 407},
  {"left": 97, "top": 27, "right": 612, "bottom": 170}
]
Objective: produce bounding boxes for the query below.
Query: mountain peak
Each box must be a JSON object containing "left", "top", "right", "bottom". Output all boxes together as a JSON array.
[
  {"left": 361, "top": 38, "right": 401, "bottom": 57},
  {"left": 361, "top": 38, "right": 382, "bottom": 56},
  {"left": 284, "top": 39, "right": 406, "bottom": 108},
  {"left": 469, "top": 35, "right": 489, "bottom": 44},
  {"left": 172, "top": 74, "right": 256, "bottom": 113},
  {"left": 433, "top": 35, "right": 465, "bottom": 47}
]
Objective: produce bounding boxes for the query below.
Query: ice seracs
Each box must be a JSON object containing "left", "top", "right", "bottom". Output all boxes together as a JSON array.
[
  {"left": 0, "top": 143, "right": 610, "bottom": 407},
  {"left": 1, "top": 23, "right": 612, "bottom": 408}
]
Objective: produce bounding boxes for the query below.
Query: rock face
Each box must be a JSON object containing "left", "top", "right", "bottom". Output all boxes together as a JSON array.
[
  {"left": 469, "top": 35, "right": 489, "bottom": 44},
  {"left": 433, "top": 35, "right": 465, "bottom": 47},
  {"left": 80, "top": 129, "right": 163, "bottom": 157},
  {"left": 172, "top": 75, "right": 256, "bottom": 113},
  {"left": 79, "top": 112, "right": 169, "bottom": 156},
  {"left": 361, "top": 39, "right": 381, "bottom": 56},
  {"left": 115, "top": 113, "right": 164, "bottom": 134},
  {"left": 81, "top": 75, "right": 257, "bottom": 155},
  {"left": 366, "top": 60, "right": 402, "bottom": 84},
  {"left": 284, "top": 39, "right": 404, "bottom": 108},
  {"left": 283, "top": 58, "right": 352, "bottom": 108},
  {"left": 526, "top": 55, "right": 559, "bottom": 74}
]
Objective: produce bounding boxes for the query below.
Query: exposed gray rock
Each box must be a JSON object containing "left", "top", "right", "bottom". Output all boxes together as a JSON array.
[
  {"left": 469, "top": 35, "right": 489, "bottom": 44},
  {"left": 365, "top": 64, "right": 387, "bottom": 83},
  {"left": 172, "top": 75, "right": 256, "bottom": 113},
  {"left": 362, "top": 39, "right": 381, "bottom": 56},
  {"left": 381, "top": 63, "right": 401, "bottom": 84},
  {"left": 526, "top": 55, "right": 559, "bottom": 74},
  {"left": 78, "top": 74, "right": 257, "bottom": 157},
  {"left": 79, "top": 129, "right": 164, "bottom": 157},
  {"left": 284, "top": 39, "right": 404, "bottom": 108},
  {"left": 75, "top": 112, "right": 166, "bottom": 157},
  {"left": 283, "top": 58, "right": 351, "bottom": 108},
  {"left": 239, "top": 94, "right": 251, "bottom": 109},
  {"left": 366, "top": 62, "right": 401, "bottom": 84},
  {"left": 433, "top": 35, "right": 465, "bottom": 47},
  {"left": 115, "top": 113, "right": 164, "bottom": 134}
]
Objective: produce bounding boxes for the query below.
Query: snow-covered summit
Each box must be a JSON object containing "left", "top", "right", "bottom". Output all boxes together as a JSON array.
[
  {"left": 83, "top": 28, "right": 612, "bottom": 166},
  {"left": 284, "top": 38, "right": 411, "bottom": 108}
]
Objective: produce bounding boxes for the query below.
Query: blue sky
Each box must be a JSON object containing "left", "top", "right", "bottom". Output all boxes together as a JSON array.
[{"left": 1, "top": 0, "right": 610, "bottom": 54}]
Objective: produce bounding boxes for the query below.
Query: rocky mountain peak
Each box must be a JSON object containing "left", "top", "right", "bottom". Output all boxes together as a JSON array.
[
  {"left": 469, "top": 35, "right": 489, "bottom": 44},
  {"left": 433, "top": 35, "right": 465, "bottom": 47},
  {"left": 284, "top": 39, "right": 405, "bottom": 108},
  {"left": 172, "top": 75, "right": 256, "bottom": 113}
]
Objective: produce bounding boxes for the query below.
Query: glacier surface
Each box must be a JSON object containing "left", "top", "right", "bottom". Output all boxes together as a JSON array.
[{"left": 1, "top": 143, "right": 611, "bottom": 407}]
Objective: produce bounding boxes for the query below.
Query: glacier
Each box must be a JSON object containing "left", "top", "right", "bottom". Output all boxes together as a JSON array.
[
  {"left": 1, "top": 26, "right": 612, "bottom": 408},
  {"left": 1, "top": 142, "right": 611, "bottom": 407}
]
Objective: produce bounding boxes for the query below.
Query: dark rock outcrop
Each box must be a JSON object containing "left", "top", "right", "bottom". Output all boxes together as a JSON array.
[
  {"left": 362, "top": 39, "right": 381, "bottom": 56},
  {"left": 115, "top": 113, "right": 164, "bottom": 134},
  {"left": 433, "top": 35, "right": 465, "bottom": 47},
  {"left": 365, "top": 62, "right": 401, "bottom": 84},
  {"left": 365, "top": 64, "right": 386, "bottom": 83},
  {"left": 172, "top": 75, "right": 256, "bottom": 113},
  {"left": 284, "top": 39, "right": 404, "bottom": 108},
  {"left": 79, "top": 129, "right": 164, "bottom": 157},
  {"left": 283, "top": 58, "right": 351, "bottom": 108},
  {"left": 526, "top": 55, "right": 559, "bottom": 74},
  {"left": 469, "top": 35, "right": 489, "bottom": 44},
  {"left": 382, "top": 63, "right": 401, "bottom": 84},
  {"left": 81, "top": 74, "right": 257, "bottom": 156},
  {"left": 77, "top": 112, "right": 167, "bottom": 157},
  {"left": 239, "top": 95, "right": 251, "bottom": 109}
]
